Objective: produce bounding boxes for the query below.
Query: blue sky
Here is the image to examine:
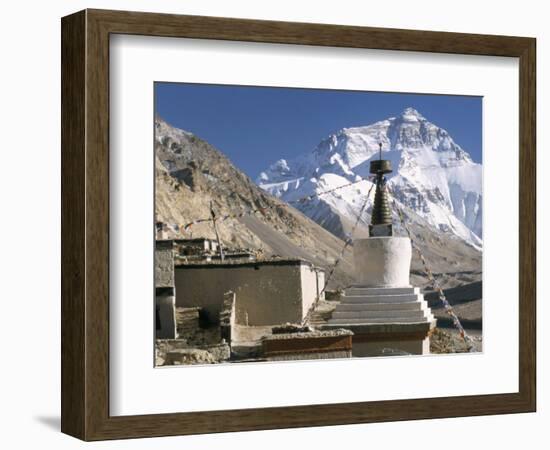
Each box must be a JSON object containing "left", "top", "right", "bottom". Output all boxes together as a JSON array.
[{"left": 155, "top": 83, "right": 482, "bottom": 178}]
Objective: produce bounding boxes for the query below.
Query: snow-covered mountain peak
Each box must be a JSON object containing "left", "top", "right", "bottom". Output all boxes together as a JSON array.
[
  {"left": 398, "top": 107, "right": 425, "bottom": 121},
  {"left": 257, "top": 108, "right": 483, "bottom": 249}
]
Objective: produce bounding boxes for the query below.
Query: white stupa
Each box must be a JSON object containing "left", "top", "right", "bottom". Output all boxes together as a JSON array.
[{"left": 324, "top": 147, "right": 436, "bottom": 356}]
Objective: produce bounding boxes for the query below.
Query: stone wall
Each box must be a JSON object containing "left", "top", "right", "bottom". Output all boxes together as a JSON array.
[
  {"left": 300, "top": 265, "right": 325, "bottom": 317},
  {"left": 174, "top": 260, "right": 322, "bottom": 326},
  {"left": 262, "top": 329, "right": 353, "bottom": 361},
  {"left": 155, "top": 240, "right": 176, "bottom": 338},
  {"left": 155, "top": 240, "right": 175, "bottom": 288},
  {"left": 220, "top": 291, "right": 236, "bottom": 345},
  {"left": 175, "top": 306, "right": 200, "bottom": 337}
]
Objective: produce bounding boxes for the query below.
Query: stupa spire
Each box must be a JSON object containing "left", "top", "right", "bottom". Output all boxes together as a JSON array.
[{"left": 369, "top": 143, "right": 393, "bottom": 237}]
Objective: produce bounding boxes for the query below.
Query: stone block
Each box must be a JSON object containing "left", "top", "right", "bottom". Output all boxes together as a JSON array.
[{"left": 262, "top": 329, "right": 353, "bottom": 361}]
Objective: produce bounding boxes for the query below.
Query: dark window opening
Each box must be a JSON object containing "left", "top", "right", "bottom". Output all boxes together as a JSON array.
[{"left": 155, "top": 305, "right": 161, "bottom": 331}]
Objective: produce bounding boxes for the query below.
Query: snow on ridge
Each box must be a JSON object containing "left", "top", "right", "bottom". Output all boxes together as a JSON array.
[{"left": 257, "top": 107, "right": 483, "bottom": 248}]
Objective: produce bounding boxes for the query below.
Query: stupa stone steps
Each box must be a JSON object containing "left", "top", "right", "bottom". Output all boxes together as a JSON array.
[
  {"left": 327, "top": 317, "right": 429, "bottom": 325},
  {"left": 341, "top": 293, "right": 422, "bottom": 303},
  {"left": 308, "top": 310, "right": 330, "bottom": 326},
  {"left": 346, "top": 286, "right": 420, "bottom": 296},
  {"left": 331, "top": 310, "right": 427, "bottom": 320},
  {"left": 336, "top": 301, "right": 425, "bottom": 312},
  {"left": 325, "top": 284, "right": 435, "bottom": 329}
]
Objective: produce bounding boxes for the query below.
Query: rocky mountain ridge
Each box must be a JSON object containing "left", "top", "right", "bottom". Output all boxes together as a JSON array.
[{"left": 257, "top": 107, "right": 483, "bottom": 249}]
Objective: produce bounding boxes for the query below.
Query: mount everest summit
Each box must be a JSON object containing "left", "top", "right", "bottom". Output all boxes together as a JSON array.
[{"left": 257, "top": 107, "right": 483, "bottom": 249}]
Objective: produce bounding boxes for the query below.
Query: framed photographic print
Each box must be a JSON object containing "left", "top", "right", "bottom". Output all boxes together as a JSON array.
[{"left": 61, "top": 9, "right": 536, "bottom": 441}]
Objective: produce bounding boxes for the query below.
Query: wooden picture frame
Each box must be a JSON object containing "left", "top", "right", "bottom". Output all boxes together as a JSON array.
[{"left": 61, "top": 8, "right": 536, "bottom": 441}]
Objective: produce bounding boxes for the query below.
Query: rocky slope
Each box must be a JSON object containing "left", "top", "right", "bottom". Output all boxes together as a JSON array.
[{"left": 155, "top": 117, "right": 356, "bottom": 288}]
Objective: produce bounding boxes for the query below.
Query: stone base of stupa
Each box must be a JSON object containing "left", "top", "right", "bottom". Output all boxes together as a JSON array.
[
  {"left": 321, "top": 236, "right": 436, "bottom": 356},
  {"left": 322, "top": 286, "right": 436, "bottom": 356}
]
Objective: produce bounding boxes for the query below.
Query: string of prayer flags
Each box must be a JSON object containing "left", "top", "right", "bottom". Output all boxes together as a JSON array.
[{"left": 388, "top": 186, "right": 475, "bottom": 351}]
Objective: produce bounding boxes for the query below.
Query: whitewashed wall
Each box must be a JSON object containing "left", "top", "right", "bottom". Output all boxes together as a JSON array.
[{"left": 175, "top": 262, "right": 313, "bottom": 325}]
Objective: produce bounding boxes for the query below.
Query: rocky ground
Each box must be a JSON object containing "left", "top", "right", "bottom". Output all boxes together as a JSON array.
[
  {"left": 156, "top": 307, "right": 229, "bottom": 366},
  {"left": 156, "top": 339, "right": 230, "bottom": 366},
  {"left": 430, "top": 327, "right": 483, "bottom": 353}
]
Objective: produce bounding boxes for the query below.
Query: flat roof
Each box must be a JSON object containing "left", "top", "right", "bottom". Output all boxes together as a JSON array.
[
  {"left": 173, "top": 238, "right": 216, "bottom": 243},
  {"left": 174, "top": 257, "right": 322, "bottom": 270},
  {"left": 156, "top": 238, "right": 216, "bottom": 245}
]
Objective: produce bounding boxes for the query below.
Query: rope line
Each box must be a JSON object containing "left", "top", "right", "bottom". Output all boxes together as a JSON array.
[
  {"left": 387, "top": 187, "right": 476, "bottom": 351},
  {"left": 287, "top": 178, "right": 369, "bottom": 205},
  {"left": 318, "top": 182, "right": 376, "bottom": 299},
  {"left": 157, "top": 177, "right": 374, "bottom": 233},
  {"left": 300, "top": 182, "right": 375, "bottom": 327}
]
